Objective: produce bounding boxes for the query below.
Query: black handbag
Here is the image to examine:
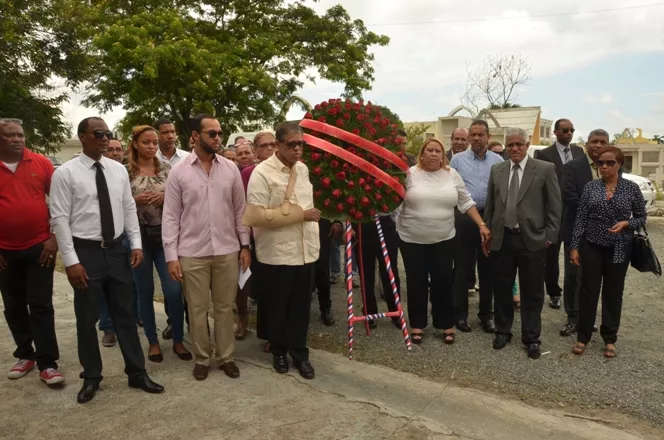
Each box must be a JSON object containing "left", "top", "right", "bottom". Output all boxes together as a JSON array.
[
  {"left": 631, "top": 224, "right": 661, "bottom": 276},
  {"left": 141, "top": 224, "right": 163, "bottom": 248}
]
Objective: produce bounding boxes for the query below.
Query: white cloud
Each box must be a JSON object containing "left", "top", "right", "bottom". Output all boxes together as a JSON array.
[{"left": 583, "top": 94, "right": 613, "bottom": 104}]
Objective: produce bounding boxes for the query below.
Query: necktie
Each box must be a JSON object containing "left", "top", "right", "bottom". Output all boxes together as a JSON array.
[
  {"left": 563, "top": 147, "right": 570, "bottom": 163},
  {"left": 94, "top": 162, "right": 115, "bottom": 243},
  {"left": 505, "top": 163, "right": 520, "bottom": 228}
]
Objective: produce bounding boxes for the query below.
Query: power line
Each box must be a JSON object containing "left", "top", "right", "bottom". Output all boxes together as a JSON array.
[{"left": 365, "top": 2, "right": 664, "bottom": 27}]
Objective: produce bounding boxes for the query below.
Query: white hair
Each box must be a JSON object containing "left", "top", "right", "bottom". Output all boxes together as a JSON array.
[{"left": 505, "top": 127, "right": 528, "bottom": 142}]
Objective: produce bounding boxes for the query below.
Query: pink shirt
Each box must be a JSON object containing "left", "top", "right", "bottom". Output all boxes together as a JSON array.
[
  {"left": 162, "top": 152, "right": 250, "bottom": 261},
  {"left": 240, "top": 164, "right": 256, "bottom": 194}
]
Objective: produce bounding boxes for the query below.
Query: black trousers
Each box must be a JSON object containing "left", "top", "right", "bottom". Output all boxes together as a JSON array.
[
  {"left": 252, "top": 241, "right": 269, "bottom": 341},
  {"left": 577, "top": 239, "right": 629, "bottom": 345},
  {"left": 400, "top": 238, "right": 456, "bottom": 330},
  {"left": 264, "top": 263, "right": 315, "bottom": 362},
  {"left": 544, "top": 241, "right": 563, "bottom": 298},
  {"left": 0, "top": 243, "right": 59, "bottom": 371},
  {"left": 562, "top": 243, "right": 581, "bottom": 325},
  {"left": 73, "top": 241, "right": 145, "bottom": 383},
  {"left": 314, "top": 219, "right": 332, "bottom": 312},
  {"left": 353, "top": 217, "right": 400, "bottom": 315},
  {"left": 493, "top": 230, "right": 546, "bottom": 345},
  {"left": 453, "top": 211, "right": 493, "bottom": 322}
]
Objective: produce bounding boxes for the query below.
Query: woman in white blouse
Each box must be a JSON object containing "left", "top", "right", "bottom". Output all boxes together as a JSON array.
[{"left": 397, "top": 139, "right": 490, "bottom": 344}]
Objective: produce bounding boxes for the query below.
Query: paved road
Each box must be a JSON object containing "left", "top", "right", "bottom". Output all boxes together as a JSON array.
[{"left": 1, "top": 273, "right": 661, "bottom": 439}]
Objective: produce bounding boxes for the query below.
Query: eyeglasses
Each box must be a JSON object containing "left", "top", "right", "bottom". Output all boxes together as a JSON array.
[
  {"left": 560, "top": 128, "right": 575, "bottom": 134},
  {"left": 597, "top": 160, "right": 617, "bottom": 167},
  {"left": 93, "top": 130, "right": 113, "bottom": 140},
  {"left": 204, "top": 130, "right": 224, "bottom": 139},
  {"left": 282, "top": 140, "right": 305, "bottom": 150},
  {"left": 257, "top": 141, "right": 277, "bottom": 149}
]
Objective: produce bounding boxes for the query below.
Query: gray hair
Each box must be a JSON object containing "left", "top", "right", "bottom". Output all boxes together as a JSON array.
[
  {"left": 0, "top": 118, "right": 23, "bottom": 127},
  {"left": 587, "top": 128, "right": 609, "bottom": 140},
  {"left": 505, "top": 127, "right": 528, "bottom": 142}
]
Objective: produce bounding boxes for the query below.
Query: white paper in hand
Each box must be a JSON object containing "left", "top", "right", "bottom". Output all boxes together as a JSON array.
[{"left": 238, "top": 267, "right": 252, "bottom": 289}]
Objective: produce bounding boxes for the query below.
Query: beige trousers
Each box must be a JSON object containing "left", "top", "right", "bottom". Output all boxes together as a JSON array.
[{"left": 180, "top": 253, "right": 239, "bottom": 366}]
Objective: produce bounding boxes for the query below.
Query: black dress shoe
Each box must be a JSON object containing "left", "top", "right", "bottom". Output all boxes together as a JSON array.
[
  {"left": 455, "top": 320, "right": 472, "bottom": 333},
  {"left": 559, "top": 323, "right": 577, "bottom": 337},
  {"left": 77, "top": 382, "right": 99, "bottom": 404},
  {"left": 493, "top": 334, "right": 512, "bottom": 350},
  {"left": 481, "top": 319, "right": 496, "bottom": 333},
  {"left": 549, "top": 297, "right": 562, "bottom": 309},
  {"left": 368, "top": 319, "right": 377, "bottom": 330},
  {"left": 526, "top": 343, "right": 541, "bottom": 360},
  {"left": 162, "top": 325, "right": 173, "bottom": 340},
  {"left": 128, "top": 375, "right": 165, "bottom": 394},
  {"left": 321, "top": 309, "right": 335, "bottom": 326},
  {"left": 273, "top": 355, "right": 289, "bottom": 374},
  {"left": 173, "top": 346, "right": 193, "bottom": 361},
  {"left": 294, "top": 360, "right": 315, "bottom": 380}
]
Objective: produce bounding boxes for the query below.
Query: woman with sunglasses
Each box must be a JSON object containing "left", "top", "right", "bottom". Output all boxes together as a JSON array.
[
  {"left": 128, "top": 126, "right": 191, "bottom": 363},
  {"left": 569, "top": 146, "right": 646, "bottom": 358}
]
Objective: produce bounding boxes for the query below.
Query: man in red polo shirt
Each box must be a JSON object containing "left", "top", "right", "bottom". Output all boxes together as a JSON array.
[{"left": 0, "top": 118, "right": 63, "bottom": 386}]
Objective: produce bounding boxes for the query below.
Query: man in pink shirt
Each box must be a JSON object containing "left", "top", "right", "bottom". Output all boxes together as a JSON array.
[{"left": 162, "top": 114, "right": 251, "bottom": 381}]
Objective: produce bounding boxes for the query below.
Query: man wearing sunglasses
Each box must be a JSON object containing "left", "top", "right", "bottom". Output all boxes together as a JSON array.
[
  {"left": 0, "top": 118, "right": 63, "bottom": 387},
  {"left": 162, "top": 114, "right": 251, "bottom": 381},
  {"left": 50, "top": 117, "right": 164, "bottom": 403},
  {"left": 534, "top": 119, "right": 584, "bottom": 311}
]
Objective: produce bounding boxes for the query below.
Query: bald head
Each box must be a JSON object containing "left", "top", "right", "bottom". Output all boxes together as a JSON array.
[{"left": 450, "top": 127, "right": 469, "bottom": 155}]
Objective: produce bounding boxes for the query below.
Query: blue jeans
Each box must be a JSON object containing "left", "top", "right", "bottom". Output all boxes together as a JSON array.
[
  {"left": 330, "top": 240, "right": 358, "bottom": 276},
  {"left": 98, "top": 238, "right": 140, "bottom": 333},
  {"left": 132, "top": 242, "right": 185, "bottom": 344}
]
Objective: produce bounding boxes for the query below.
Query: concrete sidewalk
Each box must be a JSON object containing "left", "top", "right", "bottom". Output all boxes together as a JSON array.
[{"left": 0, "top": 273, "right": 658, "bottom": 440}]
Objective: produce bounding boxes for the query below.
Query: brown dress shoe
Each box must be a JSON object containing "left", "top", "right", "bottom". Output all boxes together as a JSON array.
[
  {"left": 234, "top": 316, "right": 248, "bottom": 341},
  {"left": 219, "top": 361, "right": 240, "bottom": 379},
  {"left": 193, "top": 364, "right": 208, "bottom": 381}
]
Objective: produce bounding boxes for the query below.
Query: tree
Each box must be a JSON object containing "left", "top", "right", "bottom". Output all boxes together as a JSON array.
[
  {"left": 652, "top": 134, "right": 663, "bottom": 144},
  {"left": 462, "top": 55, "right": 532, "bottom": 115},
  {"left": 404, "top": 124, "right": 430, "bottom": 154},
  {"left": 74, "top": 0, "right": 389, "bottom": 146},
  {"left": 0, "top": 0, "right": 86, "bottom": 153}
]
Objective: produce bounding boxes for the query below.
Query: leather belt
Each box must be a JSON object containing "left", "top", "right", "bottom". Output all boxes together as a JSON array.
[
  {"left": 73, "top": 235, "right": 124, "bottom": 249},
  {"left": 504, "top": 227, "right": 521, "bottom": 234}
]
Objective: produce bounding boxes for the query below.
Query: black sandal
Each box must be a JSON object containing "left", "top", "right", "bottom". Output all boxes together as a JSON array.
[
  {"left": 411, "top": 333, "right": 423, "bottom": 344},
  {"left": 443, "top": 332, "right": 455, "bottom": 345}
]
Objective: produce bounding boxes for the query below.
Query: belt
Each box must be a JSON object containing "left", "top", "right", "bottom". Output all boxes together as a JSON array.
[
  {"left": 73, "top": 235, "right": 124, "bottom": 249},
  {"left": 504, "top": 227, "right": 521, "bottom": 234}
]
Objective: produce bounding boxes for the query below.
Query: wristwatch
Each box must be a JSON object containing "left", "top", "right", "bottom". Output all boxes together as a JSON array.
[{"left": 241, "top": 245, "right": 251, "bottom": 250}]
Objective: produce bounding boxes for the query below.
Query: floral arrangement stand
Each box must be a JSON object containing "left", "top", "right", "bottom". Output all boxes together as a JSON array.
[{"left": 299, "top": 99, "right": 412, "bottom": 360}]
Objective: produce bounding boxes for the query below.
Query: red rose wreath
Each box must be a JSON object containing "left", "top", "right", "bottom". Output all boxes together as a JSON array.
[{"left": 299, "top": 98, "right": 409, "bottom": 222}]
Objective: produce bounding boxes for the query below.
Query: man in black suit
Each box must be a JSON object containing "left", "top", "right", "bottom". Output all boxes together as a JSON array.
[
  {"left": 484, "top": 128, "right": 561, "bottom": 359},
  {"left": 558, "top": 129, "right": 608, "bottom": 336},
  {"left": 533, "top": 118, "right": 584, "bottom": 310}
]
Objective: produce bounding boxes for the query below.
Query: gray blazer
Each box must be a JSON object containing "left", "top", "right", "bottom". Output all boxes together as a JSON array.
[{"left": 484, "top": 158, "right": 562, "bottom": 252}]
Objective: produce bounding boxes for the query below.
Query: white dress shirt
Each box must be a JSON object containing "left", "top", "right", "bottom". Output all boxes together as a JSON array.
[
  {"left": 508, "top": 154, "right": 529, "bottom": 228},
  {"left": 157, "top": 148, "right": 189, "bottom": 166},
  {"left": 50, "top": 153, "right": 141, "bottom": 267},
  {"left": 247, "top": 154, "right": 319, "bottom": 266}
]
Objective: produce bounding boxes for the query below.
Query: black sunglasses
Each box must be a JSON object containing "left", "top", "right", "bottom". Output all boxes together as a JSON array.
[
  {"left": 203, "top": 130, "right": 224, "bottom": 139},
  {"left": 92, "top": 130, "right": 113, "bottom": 140},
  {"left": 282, "top": 140, "right": 305, "bottom": 150},
  {"left": 560, "top": 128, "right": 575, "bottom": 134},
  {"left": 597, "top": 160, "right": 617, "bottom": 167}
]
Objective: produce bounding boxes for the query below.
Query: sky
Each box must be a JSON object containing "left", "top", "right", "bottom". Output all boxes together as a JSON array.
[{"left": 61, "top": 0, "right": 664, "bottom": 141}]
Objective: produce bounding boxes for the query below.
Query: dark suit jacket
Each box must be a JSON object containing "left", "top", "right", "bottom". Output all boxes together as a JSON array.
[
  {"left": 484, "top": 158, "right": 562, "bottom": 252},
  {"left": 560, "top": 155, "right": 593, "bottom": 244},
  {"left": 446, "top": 149, "right": 453, "bottom": 162},
  {"left": 534, "top": 143, "right": 584, "bottom": 185}
]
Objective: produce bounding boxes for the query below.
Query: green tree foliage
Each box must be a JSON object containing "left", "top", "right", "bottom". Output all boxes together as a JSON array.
[
  {"left": 404, "top": 124, "right": 430, "bottom": 154},
  {"left": 77, "top": 0, "right": 390, "bottom": 146},
  {"left": 0, "top": 0, "right": 86, "bottom": 153}
]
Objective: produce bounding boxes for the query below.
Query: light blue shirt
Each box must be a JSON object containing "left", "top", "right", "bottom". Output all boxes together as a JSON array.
[{"left": 449, "top": 148, "right": 504, "bottom": 210}]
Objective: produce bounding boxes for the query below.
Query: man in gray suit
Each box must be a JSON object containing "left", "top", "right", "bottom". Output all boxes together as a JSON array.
[
  {"left": 483, "top": 128, "right": 562, "bottom": 359},
  {"left": 533, "top": 119, "right": 584, "bottom": 309}
]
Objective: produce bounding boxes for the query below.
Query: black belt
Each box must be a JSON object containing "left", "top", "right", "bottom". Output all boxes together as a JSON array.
[
  {"left": 73, "top": 235, "right": 124, "bottom": 249},
  {"left": 504, "top": 227, "right": 521, "bottom": 234}
]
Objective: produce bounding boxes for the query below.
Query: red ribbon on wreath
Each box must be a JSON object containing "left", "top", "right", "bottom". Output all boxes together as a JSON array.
[{"left": 302, "top": 134, "right": 406, "bottom": 199}]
